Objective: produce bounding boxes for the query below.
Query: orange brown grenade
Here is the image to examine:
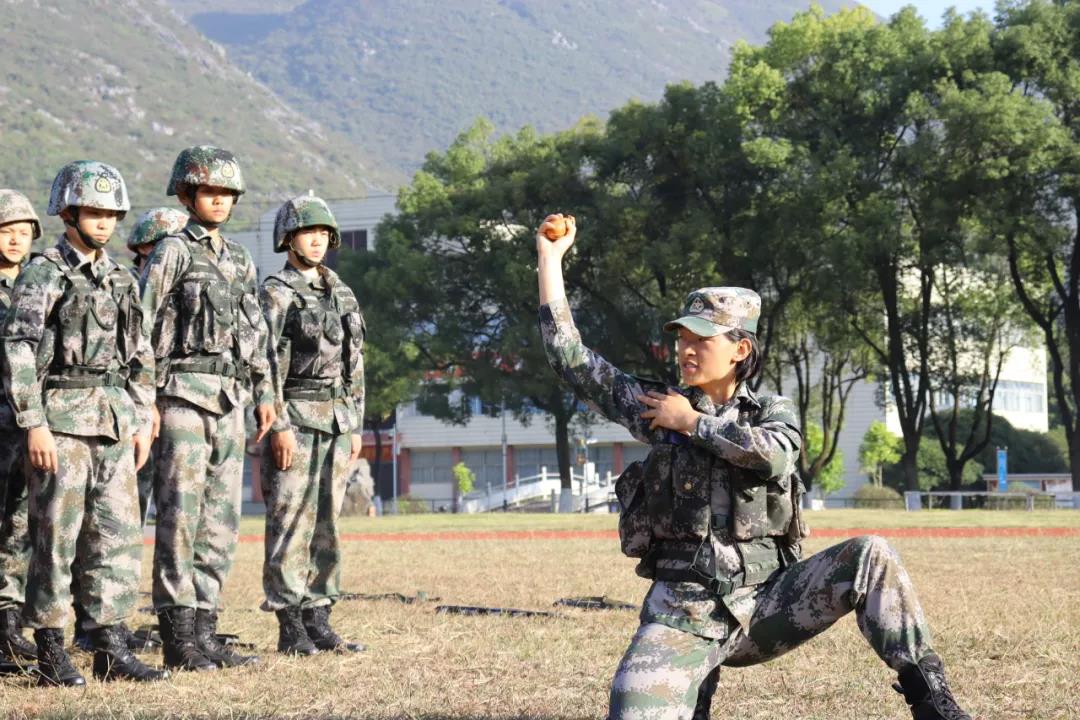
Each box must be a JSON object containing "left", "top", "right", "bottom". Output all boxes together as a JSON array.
[{"left": 540, "top": 213, "right": 574, "bottom": 241}]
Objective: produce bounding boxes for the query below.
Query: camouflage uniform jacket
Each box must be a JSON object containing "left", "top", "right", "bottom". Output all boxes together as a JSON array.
[
  {"left": 261, "top": 264, "right": 365, "bottom": 435},
  {"left": 0, "top": 237, "right": 154, "bottom": 439},
  {"left": 139, "top": 221, "right": 274, "bottom": 415},
  {"left": 0, "top": 274, "right": 16, "bottom": 430},
  {"left": 540, "top": 296, "right": 803, "bottom": 639}
]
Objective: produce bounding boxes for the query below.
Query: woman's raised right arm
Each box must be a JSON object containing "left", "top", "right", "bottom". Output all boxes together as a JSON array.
[{"left": 536, "top": 216, "right": 660, "bottom": 445}]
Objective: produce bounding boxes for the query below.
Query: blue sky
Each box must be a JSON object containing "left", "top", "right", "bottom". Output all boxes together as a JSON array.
[{"left": 861, "top": 0, "right": 996, "bottom": 27}]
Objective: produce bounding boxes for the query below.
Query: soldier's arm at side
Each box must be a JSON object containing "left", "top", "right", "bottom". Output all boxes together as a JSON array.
[
  {"left": 0, "top": 259, "right": 62, "bottom": 430},
  {"left": 243, "top": 257, "right": 276, "bottom": 413},
  {"left": 138, "top": 236, "right": 189, "bottom": 388},
  {"left": 260, "top": 280, "right": 292, "bottom": 433},
  {"left": 689, "top": 395, "right": 801, "bottom": 479},
  {"left": 347, "top": 301, "right": 365, "bottom": 432},
  {"left": 127, "top": 278, "right": 156, "bottom": 437}
]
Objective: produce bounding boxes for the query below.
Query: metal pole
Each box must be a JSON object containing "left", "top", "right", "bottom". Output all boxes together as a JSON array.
[
  {"left": 391, "top": 414, "right": 398, "bottom": 514},
  {"left": 501, "top": 397, "right": 508, "bottom": 496}
]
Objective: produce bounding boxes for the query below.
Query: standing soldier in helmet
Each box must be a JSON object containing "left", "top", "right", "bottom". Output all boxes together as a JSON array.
[
  {"left": 0, "top": 162, "right": 167, "bottom": 686},
  {"left": 259, "top": 194, "right": 365, "bottom": 656},
  {"left": 140, "top": 146, "right": 275, "bottom": 671},
  {"left": 126, "top": 207, "right": 187, "bottom": 527},
  {"left": 0, "top": 190, "right": 42, "bottom": 669}
]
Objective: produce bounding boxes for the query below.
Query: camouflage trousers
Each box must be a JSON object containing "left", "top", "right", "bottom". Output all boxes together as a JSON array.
[
  {"left": 608, "top": 535, "right": 934, "bottom": 720},
  {"left": 23, "top": 432, "right": 141, "bottom": 630},
  {"left": 0, "top": 428, "right": 30, "bottom": 611},
  {"left": 152, "top": 397, "right": 244, "bottom": 610},
  {"left": 260, "top": 428, "right": 352, "bottom": 611}
]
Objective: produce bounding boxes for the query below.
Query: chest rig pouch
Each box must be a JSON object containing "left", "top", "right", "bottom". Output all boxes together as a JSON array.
[
  {"left": 616, "top": 429, "right": 806, "bottom": 597},
  {"left": 43, "top": 250, "right": 141, "bottom": 389},
  {"left": 163, "top": 239, "right": 259, "bottom": 381}
]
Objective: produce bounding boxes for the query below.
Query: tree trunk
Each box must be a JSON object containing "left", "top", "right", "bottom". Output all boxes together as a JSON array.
[
  {"left": 901, "top": 446, "right": 919, "bottom": 492},
  {"left": 554, "top": 410, "right": 575, "bottom": 512},
  {"left": 1070, "top": 428, "right": 1080, "bottom": 495},
  {"left": 369, "top": 420, "right": 383, "bottom": 497}
]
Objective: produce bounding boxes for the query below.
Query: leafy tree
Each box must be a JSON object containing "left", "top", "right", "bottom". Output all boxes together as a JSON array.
[
  {"left": 860, "top": 421, "right": 903, "bottom": 487},
  {"left": 452, "top": 462, "right": 475, "bottom": 496},
  {"left": 992, "top": 0, "right": 1080, "bottom": 491},
  {"left": 805, "top": 423, "right": 845, "bottom": 497}
]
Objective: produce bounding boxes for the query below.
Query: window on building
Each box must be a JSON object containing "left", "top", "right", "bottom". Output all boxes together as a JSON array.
[
  {"left": 410, "top": 449, "right": 455, "bottom": 487},
  {"left": 621, "top": 443, "right": 650, "bottom": 470},
  {"left": 340, "top": 229, "right": 368, "bottom": 252},
  {"left": 513, "top": 447, "right": 560, "bottom": 481},
  {"left": 588, "top": 445, "right": 614, "bottom": 483},
  {"left": 460, "top": 448, "right": 504, "bottom": 493}
]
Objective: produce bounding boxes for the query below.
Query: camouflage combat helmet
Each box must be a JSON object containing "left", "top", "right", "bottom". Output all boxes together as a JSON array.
[
  {"left": 47, "top": 161, "right": 130, "bottom": 219},
  {"left": 166, "top": 146, "right": 245, "bottom": 198},
  {"left": 0, "top": 189, "right": 42, "bottom": 240},
  {"left": 273, "top": 192, "right": 340, "bottom": 253},
  {"left": 127, "top": 207, "right": 189, "bottom": 250}
]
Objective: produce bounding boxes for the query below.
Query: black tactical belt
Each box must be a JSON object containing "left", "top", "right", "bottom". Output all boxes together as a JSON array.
[
  {"left": 650, "top": 545, "right": 745, "bottom": 597},
  {"left": 45, "top": 367, "right": 128, "bottom": 390},
  {"left": 283, "top": 377, "right": 347, "bottom": 401},
  {"left": 169, "top": 358, "right": 248, "bottom": 380}
]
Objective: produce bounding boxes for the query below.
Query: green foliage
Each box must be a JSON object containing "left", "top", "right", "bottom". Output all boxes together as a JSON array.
[
  {"left": 859, "top": 421, "right": 902, "bottom": 486},
  {"left": 805, "top": 423, "right": 845, "bottom": 497},
  {"left": 452, "top": 462, "right": 476, "bottom": 497},
  {"left": 0, "top": 0, "right": 391, "bottom": 236},
  {"left": 986, "top": 482, "right": 1055, "bottom": 511},
  {"left": 853, "top": 484, "right": 904, "bottom": 510},
  {"left": 394, "top": 495, "right": 431, "bottom": 515}
]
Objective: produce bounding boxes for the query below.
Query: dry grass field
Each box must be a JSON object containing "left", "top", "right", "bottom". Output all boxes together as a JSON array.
[{"left": 1, "top": 510, "right": 1078, "bottom": 719}]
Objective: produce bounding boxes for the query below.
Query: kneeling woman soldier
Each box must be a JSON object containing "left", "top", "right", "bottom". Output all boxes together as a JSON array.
[{"left": 535, "top": 216, "right": 970, "bottom": 720}]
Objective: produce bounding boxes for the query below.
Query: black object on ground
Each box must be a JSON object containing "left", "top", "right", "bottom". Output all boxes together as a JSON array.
[
  {"left": 339, "top": 591, "right": 441, "bottom": 604},
  {"left": 554, "top": 596, "right": 637, "bottom": 611},
  {"left": 435, "top": 605, "right": 561, "bottom": 619}
]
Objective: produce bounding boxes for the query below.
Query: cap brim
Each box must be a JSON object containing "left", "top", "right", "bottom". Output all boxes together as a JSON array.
[{"left": 663, "top": 316, "right": 731, "bottom": 337}]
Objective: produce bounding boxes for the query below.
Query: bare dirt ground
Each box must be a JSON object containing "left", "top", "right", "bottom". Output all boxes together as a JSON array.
[{"left": 2, "top": 510, "right": 1077, "bottom": 719}]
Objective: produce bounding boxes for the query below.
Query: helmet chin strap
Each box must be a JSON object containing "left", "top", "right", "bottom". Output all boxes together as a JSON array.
[{"left": 64, "top": 208, "right": 108, "bottom": 250}]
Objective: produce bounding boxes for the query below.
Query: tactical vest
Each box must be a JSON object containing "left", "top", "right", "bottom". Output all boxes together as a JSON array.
[
  {"left": 616, "top": 428, "right": 808, "bottom": 596},
  {"left": 40, "top": 249, "right": 141, "bottom": 390},
  {"left": 160, "top": 238, "right": 261, "bottom": 381},
  {"left": 270, "top": 270, "right": 364, "bottom": 402}
]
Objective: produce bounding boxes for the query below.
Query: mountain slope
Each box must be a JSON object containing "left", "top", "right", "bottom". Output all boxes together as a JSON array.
[
  {"left": 0, "top": 0, "right": 394, "bottom": 235},
  {"left": 182, "top": 0, "right": 850, "bottom": 174}
]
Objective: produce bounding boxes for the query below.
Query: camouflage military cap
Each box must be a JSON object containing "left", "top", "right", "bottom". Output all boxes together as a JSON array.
[
  {"left": 273, "top": 193, "right": 340, "bottom": 253},
  {"left": 166, "top": 146, "right": 245, "bottom": 197},
  {"left": 47, "top": 161, "right": 130, "bottom": 218},
  {"left": 663, "top": 287, "right": 761, "bottom": 337},
  {"left": 0, "top": 189, "right": 42, "bottom": 239},
  {"left": 127, "top": 207, "right": 189, "bottom": 250}
]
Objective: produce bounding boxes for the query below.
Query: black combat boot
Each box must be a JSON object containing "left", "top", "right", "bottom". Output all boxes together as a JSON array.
[
  {"left": 89, "top": 626, "right": 169, "bottom": 682},
  {"left": 195, "top": 609, "right": 258, "bottom": 668},
  {"left": 894, "top": 654, "right": 972, "bottom": 720},
  {"left": 275, "top": 607, "right": 319, "bottom": 656},
  {"left": 0, "top": 606, "right": 37, "bottom": 661},
  {"left": 33, "top": 628, "right": 85, "bottom": 687},
  {"left": 157, "top": 608, "right": 216, "bottom": 672},
  {"left": 302, "top": 605, "right": 364, "bottom": 653}
]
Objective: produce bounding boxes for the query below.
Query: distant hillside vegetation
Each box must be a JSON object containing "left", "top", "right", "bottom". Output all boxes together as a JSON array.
[
  {"left": 180, "top": 0, "right": 849, "bottom": 174},
  {"left": 0, "top": 0, "right": 393, "bottom": 236}
]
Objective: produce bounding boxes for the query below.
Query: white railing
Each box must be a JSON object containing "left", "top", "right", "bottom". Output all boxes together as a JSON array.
[
  {"left": 458, "top": 466, "right": 616, "bottom": 513},
  {"left": 903, "top": 490, "right": 1075, "bottom": 511}
]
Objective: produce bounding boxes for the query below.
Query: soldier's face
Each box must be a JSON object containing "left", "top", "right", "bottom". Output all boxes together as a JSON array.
[
  {"left": 192, "top": 186, "right": 236, "bottom": 225},
  {"left": 676, "top": 327, "right": 750, "bottom": 388},
  {"left": 0, "top": 221, "right": 34, "bottom": 265},
  {"left": 70, "top": 207, "right": 120, "bottom": 247},
  {"left": 291, "top": 226, "right": 330, "bottom": 264}
]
